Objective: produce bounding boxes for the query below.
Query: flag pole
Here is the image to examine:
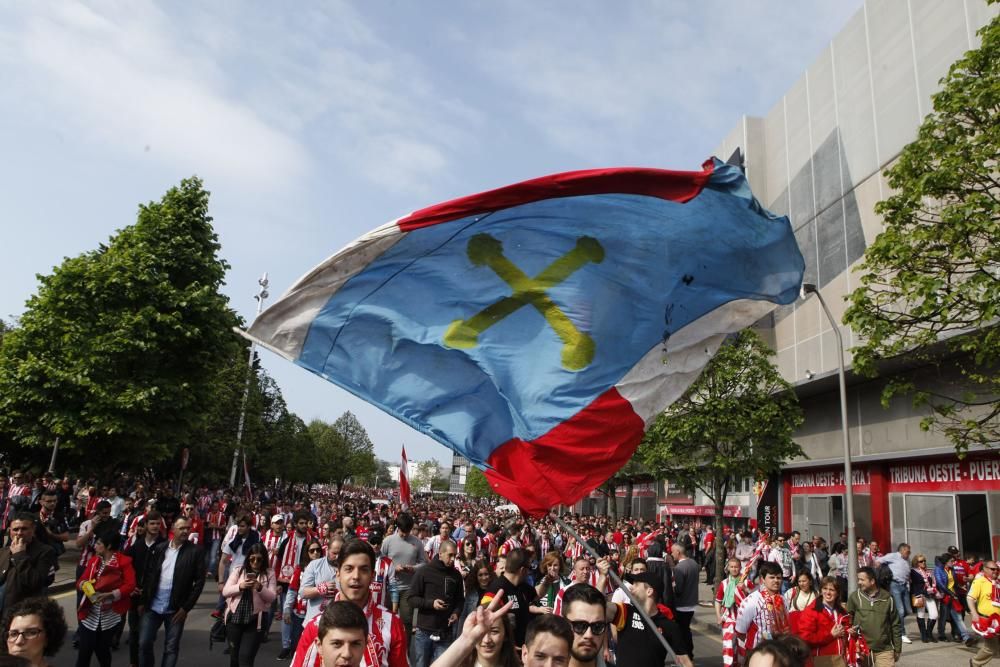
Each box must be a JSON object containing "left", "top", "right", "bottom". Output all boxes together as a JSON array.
[{"left": 551, "top": 513, "right": 681, "bottom": 666}]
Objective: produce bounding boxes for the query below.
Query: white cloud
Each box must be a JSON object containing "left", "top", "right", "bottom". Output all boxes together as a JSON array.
[
  {"left": 460, "top": 1, "right": 862, "bottom": 163},
  {"left": 0, "top": 2, "right": 307, "bottom": 193},
  {"left": 0, "top": 1, "right": 485, "bottom": 197}
]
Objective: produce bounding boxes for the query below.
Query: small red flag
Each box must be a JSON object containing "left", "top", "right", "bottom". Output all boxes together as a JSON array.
[{"left": 399, "top": 446, "right": 411, "bottom": 508}]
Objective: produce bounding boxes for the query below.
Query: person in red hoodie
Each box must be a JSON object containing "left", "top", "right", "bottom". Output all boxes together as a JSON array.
[
  {"left": 796, "top": 576, "right": 849, "bottom": 667},
  {"left": 76, "top": 528, "right": 137, "bottom": 667}
]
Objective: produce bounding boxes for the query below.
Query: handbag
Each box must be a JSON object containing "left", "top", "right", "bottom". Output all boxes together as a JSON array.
[{"left": 911, "top": 594, "right": 925, "bottom": 609}]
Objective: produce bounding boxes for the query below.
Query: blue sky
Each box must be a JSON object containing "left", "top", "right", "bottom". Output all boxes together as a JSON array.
[{"left": 0, "top": 1, "right": 862, "bottom": 465}]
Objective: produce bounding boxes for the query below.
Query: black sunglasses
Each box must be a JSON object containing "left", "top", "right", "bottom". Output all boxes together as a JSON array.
[{"left": 569, "top": 621, "right": 608, "bottom": 636}]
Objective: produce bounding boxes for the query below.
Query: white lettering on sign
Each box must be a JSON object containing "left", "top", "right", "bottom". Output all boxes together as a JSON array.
[
  {"left": 791, "top": 469, "right": 869, "bottom": 488},
  {"left": 890, "top": 462, "right": 966, "bottom": 485},
  {"left": 970, "top": 460, "right": 1000, "bottom": 482}
]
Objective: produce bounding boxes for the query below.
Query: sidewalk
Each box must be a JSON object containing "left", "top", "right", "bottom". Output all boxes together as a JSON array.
[
  {"left": 49, "top": 540, "right": 80, "bottom": 594},
  {"left": 689, "top": 579, "right": 980, "bottom": 666}
]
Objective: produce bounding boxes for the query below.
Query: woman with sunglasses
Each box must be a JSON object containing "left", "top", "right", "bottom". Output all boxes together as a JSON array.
[
  {"left": 279, "top": 538, "right": 324, "bottom": 660},
  {"left": 910, "top": 553, "right": 938, "bottom": 642},
  {"left": 2, "top": 597, "right": 68, "bottom": 667},
  {"left": 455, "top": 537, "right": 479, "bottom": 580},
  {"left": 222, "top": 542, "right": 277, "bottom": 667}
]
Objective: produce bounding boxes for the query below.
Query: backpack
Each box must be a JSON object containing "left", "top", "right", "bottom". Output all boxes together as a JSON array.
[
  {"left": 209, "top": 617, "right": 227, "bottom": 650},
  {"left": 876, "top": 563, "right": 894, "bottom": 590}
]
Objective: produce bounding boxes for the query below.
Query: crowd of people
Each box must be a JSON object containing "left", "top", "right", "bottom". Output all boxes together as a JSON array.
[{"left": 1, "top": 468, "right": 998, "bottom": 667}]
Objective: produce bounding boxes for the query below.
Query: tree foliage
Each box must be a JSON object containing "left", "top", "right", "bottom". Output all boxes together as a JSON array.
[
  {"left": 0, "top": 178, "right": 241, "bottom": 472},
  {"left": 305, "top": 412, "right": 378, "bottom": 493},
  {"left": 638, "top": 329, "right": 804, "bottom": 580},
  {"left": 411, "top": 459, "right": 441, "bottom": 492},
  {"left": 465, "top": 466, "right": 497, "bottom": 498},
  {"left": 844, "top": 11, "right": 1000, "bottom": 454}
]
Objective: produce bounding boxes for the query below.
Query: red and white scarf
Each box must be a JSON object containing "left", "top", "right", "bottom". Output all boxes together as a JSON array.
[
  {"left": 279, "top": 533, "right": 305, "bottom": 582},
  {"left": 298, "top": 594, "right": 393, "bottom": 667},
  {"left": 370, "top": 556, "right": 393, "bottom": 608},
  {"left": 262, "top": 530, "right": 283, "bottom": 571}
]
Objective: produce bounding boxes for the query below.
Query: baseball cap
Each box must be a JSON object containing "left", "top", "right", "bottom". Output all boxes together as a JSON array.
[
  {"left": 625, "top": 572, "right": 663, "bottom": 601},
  {"left": 271, "top": 514, "right": 286, "bottom": 524},
  {"left": 947, "top": 546, "right": 959, "bottom": 555}
]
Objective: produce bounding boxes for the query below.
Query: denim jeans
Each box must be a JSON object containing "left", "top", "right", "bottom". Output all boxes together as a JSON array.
[
  {"left": 888, "top": 581, "right": 912, "bottom": 637},
  {"left": 138, "top": 609, "right": 186, "bottom": 667},
  {"left": 412, "top": 628, "right": 452, "bottom": 667},
  {"left": 941, "top": 604, "right": 969, "bottom": 640},
  {"left": 288, "top": 614, "right": 304, "bottom": 653},
  {"left": 206, "top": 538, "right": 222, "bottom": 576}
]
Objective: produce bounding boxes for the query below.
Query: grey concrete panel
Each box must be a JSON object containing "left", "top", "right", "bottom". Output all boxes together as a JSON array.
[
  {"left": 844, "top": 190, "right": 868, "bottom": 266},
  {"left": 789, "top": 166, "right": 816, "bottom": 235},
  {"left": 832, "top": 10, "right": 879, "bottom": 188},
  {"left": 764, "top": 98, "right": 789, "bottom": 213},
  {"left": 911, "top": 0, "right": 973, "bottom": 117},
  {"left": 816, "top": 202, "right": 847, "bottom": 287},
  {"left": 785, "top": 78, "right": 813, "bottom": 183},
  {"left": 745, "top": 117, "right": 768, "bottom": 197},
  {"left": 867, "top": 0, "right": 921, "bottom": 162},
  {"left": 812, "top": 131, "right": 843, "bottom": 213},
  {"left": 794, "top": 219, "right": 818, "bottom": 287},
  {"left": 965, "top": 0, "right": 1000, "bottom": 48}
]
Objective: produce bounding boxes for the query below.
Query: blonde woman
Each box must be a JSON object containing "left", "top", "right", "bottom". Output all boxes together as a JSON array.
[
  {"left": 910, "top": 553, "right": 939, "bottom": 642},
  {"left": 619, "top": 545, "right": 640, "bottom": 575}
]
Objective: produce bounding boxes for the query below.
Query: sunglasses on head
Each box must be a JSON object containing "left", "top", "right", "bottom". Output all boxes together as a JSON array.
[{"left": 569, "top": 621, "right": 608, "bottom": 636}]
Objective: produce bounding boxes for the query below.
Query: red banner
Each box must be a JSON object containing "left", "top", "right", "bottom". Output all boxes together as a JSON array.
[{"left": 661, "top": 504, "right": 742, "bottom": 517}]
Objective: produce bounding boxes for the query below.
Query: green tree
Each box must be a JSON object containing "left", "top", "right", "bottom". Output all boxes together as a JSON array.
[
  {"left": 0, "top": 318, "right": 12, "bottom": 346},
  {"left": 0, "top": 178, "right": 241, "bottom": 473},
  {"left": 373, "top": 459, "right": 393, "bottom": 488},
  {"left": 332, "top": 411, "right": 378, "bottom": 488},
  {"left": 638, "top": 329, "right": 804, "bottom": 582},
  {"left": 411, "top": 459, "right": 441, "bottom": 492},
  {"left": 844, "top": 11, "right": 1000, "bottom": 454},
  {"left": 465, "top": 466, "right": 497, "bottom": 498}
]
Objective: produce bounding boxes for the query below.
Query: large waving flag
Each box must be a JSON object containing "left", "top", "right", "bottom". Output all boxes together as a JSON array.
[{"left": 244, "top": 158, "right": 804, "bottom": 516}]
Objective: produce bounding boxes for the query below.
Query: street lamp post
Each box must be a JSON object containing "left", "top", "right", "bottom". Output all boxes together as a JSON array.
[
  {"left": 229, "top": 273, "right": 269, "bottom": 487},
  {"left": 800, "top": 283, "right": 857, "bottom": 589}
]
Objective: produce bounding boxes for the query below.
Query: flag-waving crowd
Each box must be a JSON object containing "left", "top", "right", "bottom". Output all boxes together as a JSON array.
[{"left": 2, "top": 469, "right": 999, "bottom": 667}]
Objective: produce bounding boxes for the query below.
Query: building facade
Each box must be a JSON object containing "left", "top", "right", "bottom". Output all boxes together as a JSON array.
[
  {"left": 450, "top": 452, "right": 470, "bottom": 493},
  {"left": 711, "top": 0, "right": 998, "bottom": 559}
]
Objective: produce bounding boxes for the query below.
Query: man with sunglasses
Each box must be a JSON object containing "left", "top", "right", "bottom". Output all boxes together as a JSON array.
[
  {"left": 302, "top": 534, "right": 347, "bottom": 623},
  {"left": 967, "top": 559, "right": 1000, "bottom": 663},
  {"left": 561, "top": 580, "right": 692, "bottom": 667}
]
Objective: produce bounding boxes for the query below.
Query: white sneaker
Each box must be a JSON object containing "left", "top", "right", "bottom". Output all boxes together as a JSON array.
[{"left": 901, "top": 635, "right": 912, "bottom": 644}]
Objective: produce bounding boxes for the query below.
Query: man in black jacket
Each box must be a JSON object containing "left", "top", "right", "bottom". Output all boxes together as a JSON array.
[
  {"left": 0, "top": 512, "right": 57, "bottom": 616},
  {"left": 122, "top": 511, "right": 166, "bottom": 664},
  {"left": 409, "top": 539, "right": 463, "bottom": 667},
  {"left": 138, "top": 516, "right": 205, "bottom": 667}
]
